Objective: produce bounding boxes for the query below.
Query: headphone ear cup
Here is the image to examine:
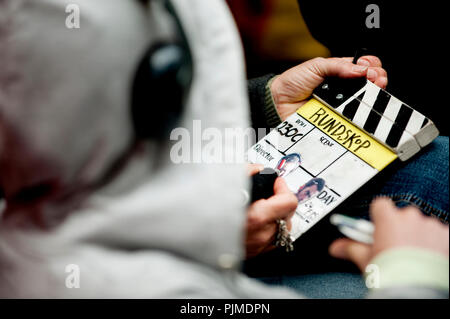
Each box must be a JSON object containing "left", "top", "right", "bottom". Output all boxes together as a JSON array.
[{"left": 131, "top": 41, "right": 192, "bottom": 140}]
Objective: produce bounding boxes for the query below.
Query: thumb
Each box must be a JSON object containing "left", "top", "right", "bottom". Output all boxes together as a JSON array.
[
  {"left": 273, "top": 177, "right": 293, "bottom": 195},
  {"left": 329, "top": 238, "right": 372, "bottom": 271}
]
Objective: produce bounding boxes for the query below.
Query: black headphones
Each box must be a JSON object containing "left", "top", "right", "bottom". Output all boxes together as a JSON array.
[{"left": 131, "top": 0, "right": 193, "bottom": 140}]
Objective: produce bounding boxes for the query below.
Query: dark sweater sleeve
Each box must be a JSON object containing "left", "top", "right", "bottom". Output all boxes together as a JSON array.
[{"left": 247, "top": 74, "right": 282, "bottom": 130}]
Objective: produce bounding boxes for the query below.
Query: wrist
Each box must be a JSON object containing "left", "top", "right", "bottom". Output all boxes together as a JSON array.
[{"left": 269, "top": 75, "right": 281, "bottom": 107}]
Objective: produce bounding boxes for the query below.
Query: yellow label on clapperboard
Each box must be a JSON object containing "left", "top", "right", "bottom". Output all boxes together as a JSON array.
[{"left": 297, "top": 99, "right": 397, "bottom": 171}]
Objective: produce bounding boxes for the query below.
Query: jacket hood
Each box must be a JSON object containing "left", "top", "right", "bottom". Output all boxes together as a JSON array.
[{"left": 0, "top": 0, "right": 253, "bottom": 296}]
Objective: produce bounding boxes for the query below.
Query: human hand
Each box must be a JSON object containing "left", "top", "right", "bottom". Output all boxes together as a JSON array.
[
  {"left": 329, "top": 197, "right": 449, "bottom": 271},
  {"left": 245, "top": 164, "right": 298, "bottom": 258},
  {"left": 270, "top": 56, "right": 388, "bottom": 120}
]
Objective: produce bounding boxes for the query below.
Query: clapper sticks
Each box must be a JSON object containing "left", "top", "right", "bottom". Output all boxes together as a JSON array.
[
  {"left": 247, "top": 77, "right": 439, "bottom": 240},
  {"left": 313, "top": 77, "right": 439, "bottom": 161}
]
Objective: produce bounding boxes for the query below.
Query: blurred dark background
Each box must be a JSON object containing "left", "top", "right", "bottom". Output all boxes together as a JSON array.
[{"left": 227, "top": 0, "right": 448, "bottom": 136}]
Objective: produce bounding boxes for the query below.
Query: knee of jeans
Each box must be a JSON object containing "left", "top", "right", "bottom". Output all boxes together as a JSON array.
[
  {"left": 406, "top": 136, "right": 449, "bottom": 197},
  {"left": 426, "top": 136, "right": 448, "bottom": 162},
  {"left": 413, "top": 136, "right": 448, "bottom": 169}
]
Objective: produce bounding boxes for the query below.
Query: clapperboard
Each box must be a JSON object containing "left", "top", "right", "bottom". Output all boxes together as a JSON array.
[{"left": 247, "top": 76, "right": 439, "bottom": 240}]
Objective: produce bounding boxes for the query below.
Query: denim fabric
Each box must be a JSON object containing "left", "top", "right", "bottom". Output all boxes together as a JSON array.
[
  {"left": 245, "top": 136, "right": 449, "bottom": 298},
  {"left": 259, "top": 272, "right": 367, "bottom": 299}
]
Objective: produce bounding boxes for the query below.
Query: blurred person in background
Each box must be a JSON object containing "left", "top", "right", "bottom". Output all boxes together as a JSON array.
[
  {"left": 227, "top": 0, "right": 448, "bottom": 136},
  {"left": 226, "top": 0, "right": 330, "bottom": 78}
]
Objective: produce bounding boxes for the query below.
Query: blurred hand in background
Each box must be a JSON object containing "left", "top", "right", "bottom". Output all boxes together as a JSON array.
[{"left": 329, "top": 197, "right": 449, "bottom": 271}]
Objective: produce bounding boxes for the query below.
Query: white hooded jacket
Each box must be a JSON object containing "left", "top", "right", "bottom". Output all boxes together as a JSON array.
[{"left": 0, "top": 0, "right": 298, "bottom": 298}]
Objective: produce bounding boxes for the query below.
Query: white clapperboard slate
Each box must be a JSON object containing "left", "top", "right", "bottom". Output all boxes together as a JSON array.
[{"left": 247, "top": 77, "right": 439, "bottom": 240}]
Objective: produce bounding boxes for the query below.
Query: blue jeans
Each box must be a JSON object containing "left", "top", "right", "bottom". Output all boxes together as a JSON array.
[{"left": 244, "top": 136, "right": 449, "bottom": 298}]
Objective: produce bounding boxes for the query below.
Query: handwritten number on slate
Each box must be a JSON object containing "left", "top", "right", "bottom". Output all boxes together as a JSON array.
[{"left": 277, "top": 121, "right": 304, "bottom": 142}]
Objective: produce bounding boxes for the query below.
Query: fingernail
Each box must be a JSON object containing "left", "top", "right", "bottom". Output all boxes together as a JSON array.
[
  {"left": 367, "top": 68, "right": 377, "bottom": 79},
  {"left": 352, "top": 65, "right": 368, "bottom": 73},
  {"left": 357, "top": 58, "right": 371, "bottom": 66}
]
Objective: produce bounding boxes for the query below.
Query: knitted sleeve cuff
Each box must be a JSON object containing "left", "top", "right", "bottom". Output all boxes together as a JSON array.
[
  {"left": 264, "top": 76, "right": 283, "bottom": 128},
  {"left": 366, "top": 247, "right": 449, "bottom": 292}
]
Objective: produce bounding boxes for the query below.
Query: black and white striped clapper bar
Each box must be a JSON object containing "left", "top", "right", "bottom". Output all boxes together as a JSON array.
[{"left": 313, "top": 77, "right": 439, "bottom": 161}]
